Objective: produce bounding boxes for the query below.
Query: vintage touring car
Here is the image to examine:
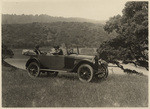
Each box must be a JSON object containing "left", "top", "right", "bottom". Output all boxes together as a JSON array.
[{"left": 23, "top": 47, "right": 108, "bottom": 82}]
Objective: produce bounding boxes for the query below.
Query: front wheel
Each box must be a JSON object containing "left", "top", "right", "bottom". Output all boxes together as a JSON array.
[
  {"left": 27, "top": 62, "right": 40, "bottom": 78},
  {"left": 95, "top": 65, "right": 108, "bottom": 79},
  {"left": 77, "top": 64, "right": 94, "bottom": 82}
]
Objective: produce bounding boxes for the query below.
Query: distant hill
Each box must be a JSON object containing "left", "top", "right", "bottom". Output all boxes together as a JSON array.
[
  {"left": 2, "top": 14, "right": 105, "bottom": 24},
  {"left": 2, "top": 22, "right": 116, "bottom": 48}
]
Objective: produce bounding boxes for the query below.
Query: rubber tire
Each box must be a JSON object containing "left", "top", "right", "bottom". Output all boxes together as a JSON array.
[
  {"left": 77, "top": 64, "right": 94, "bottom": 82},
  {"left": 27, "top": 62, "right": 40, "bottom": 78},
  {"left": 96, "top": 65, "right": 108, "bottom": 79}
]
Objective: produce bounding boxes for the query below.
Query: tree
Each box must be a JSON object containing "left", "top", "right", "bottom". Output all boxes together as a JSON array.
[
  {"left": 98, "top": 1, "right": 148, "bottom": 72},
  {"left": 2, "top": 43, "right": 14, "bottom": 60}
]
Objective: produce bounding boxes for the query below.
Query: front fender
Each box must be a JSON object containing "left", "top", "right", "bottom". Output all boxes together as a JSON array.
[
  {"left": 72, "top": 59, "right": 95, "bottom": 72},
  {"left": 99, "top": 59, "right": 108, "bottom": 67}
]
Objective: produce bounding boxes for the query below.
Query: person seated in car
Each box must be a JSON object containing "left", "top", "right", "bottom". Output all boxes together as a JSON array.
[
  {"left": 52, "top": 45, "right": 63, "bottom": 55},
  {"left": 34, "top": 45, "right": 41, "bottom": 55}
]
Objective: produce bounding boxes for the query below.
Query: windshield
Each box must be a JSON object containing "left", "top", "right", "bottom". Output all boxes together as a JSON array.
[{"left": 67, "top": 47, "right": 97, "bottom": 56}]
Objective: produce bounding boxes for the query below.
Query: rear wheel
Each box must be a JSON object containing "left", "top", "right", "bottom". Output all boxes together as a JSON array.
[
  {"left": 27, "top": 62, "right": 40, "bottom": 78},
  {"left": 77, "top": 64, "right": 94, "bottom": 82}
]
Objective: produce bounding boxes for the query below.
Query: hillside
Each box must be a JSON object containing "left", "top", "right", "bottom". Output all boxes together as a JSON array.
[
  {"left": 2, "top": 63, "right": 148, "bottom": 107},
  {"left": 2, "top": 22, "right": 116, "bottom": 48},
  {"left": 2, "top": 14, "right": 105, "bottom": 24}
]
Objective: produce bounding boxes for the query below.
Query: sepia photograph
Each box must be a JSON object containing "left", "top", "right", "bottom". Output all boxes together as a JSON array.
[{"left": 1, "top": 0, "right": 148, "bottom": 107}]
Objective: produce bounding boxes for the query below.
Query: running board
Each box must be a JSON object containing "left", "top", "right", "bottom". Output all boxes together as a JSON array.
[{"left": 40, "top": 69, "right": 68, "bottom": 73}]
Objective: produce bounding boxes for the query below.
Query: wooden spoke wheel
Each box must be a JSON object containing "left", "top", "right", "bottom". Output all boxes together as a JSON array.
[
  {"left": 95, "top": 65, "right": 108, "bottom": 79},
  {"left": 27, "top": 62, "right": 40, "bottom": 78},
  {"left": 77, "top": 64, "right": 94, "bottom": 82}
]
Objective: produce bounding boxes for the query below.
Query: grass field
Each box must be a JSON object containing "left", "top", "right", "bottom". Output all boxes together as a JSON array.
[{"left": 2, "top": 64, "right": 148, "bottom": 107}]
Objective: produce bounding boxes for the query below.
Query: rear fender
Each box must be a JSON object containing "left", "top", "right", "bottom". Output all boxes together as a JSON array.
[{"left": 26, "top": 57, "right": 40, "bottom": 69}]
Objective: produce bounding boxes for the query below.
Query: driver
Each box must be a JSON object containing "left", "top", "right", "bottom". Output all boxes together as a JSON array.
[{"left": 52, "top": 45, "right": 63, "bottom": 55}]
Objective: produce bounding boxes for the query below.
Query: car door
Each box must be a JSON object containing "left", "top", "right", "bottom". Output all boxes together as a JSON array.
[
  {"left": 64, "top": 55, "right": 75, "bottom": 69},
  {"left": 39, "top": 55, "right": 65, "bottom": 70}
]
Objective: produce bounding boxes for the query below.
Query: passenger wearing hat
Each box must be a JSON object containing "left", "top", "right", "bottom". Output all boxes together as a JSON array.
[
  {"left": 34, "top": 45, "right": 41, "bottom": 55},
  {"left": 53, "top": 45, "right": 63, "bottom": 55}
]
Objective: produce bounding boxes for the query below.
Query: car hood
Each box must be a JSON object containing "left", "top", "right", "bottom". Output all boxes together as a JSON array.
[{"left": 75, "top": 55, "right": 95, "bottom": 60}]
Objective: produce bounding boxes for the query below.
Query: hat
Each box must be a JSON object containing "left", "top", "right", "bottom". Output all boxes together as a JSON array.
[
  {"left": 54, "top": 45, "right": 59, "bottom": 49},
  {"left": 35, "top": 45, "right": 39, "bottom": 49}
]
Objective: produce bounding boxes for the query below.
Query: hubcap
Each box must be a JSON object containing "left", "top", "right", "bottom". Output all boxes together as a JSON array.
[
  {"left": 79, "top": 67, "right": 91, "bottom": 80},
  {"left": 28, "top": 64, "right": 38, "bottom": 76}
]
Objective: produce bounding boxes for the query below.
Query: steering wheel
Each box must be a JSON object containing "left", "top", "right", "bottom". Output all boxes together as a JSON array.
[
  {"left": 68, "top": 49, "right": 73, "bottom": 54},
  {"left": 41, "top": 51, "right": 47, "bottom": 55},
  {"left": 68, "top": 49, "right": 77, "bottom": 55}
]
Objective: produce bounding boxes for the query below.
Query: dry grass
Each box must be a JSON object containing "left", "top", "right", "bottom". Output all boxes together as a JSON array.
[{"left": 2, "top": 65, "right": 148, "bottom": 107}]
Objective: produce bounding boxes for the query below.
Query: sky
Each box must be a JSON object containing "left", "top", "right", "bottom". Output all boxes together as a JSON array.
[{"left": 2, "top": 0, "right": 129, "bottom": 21}]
